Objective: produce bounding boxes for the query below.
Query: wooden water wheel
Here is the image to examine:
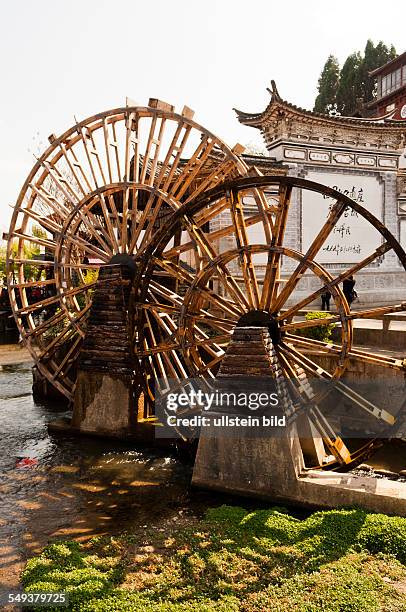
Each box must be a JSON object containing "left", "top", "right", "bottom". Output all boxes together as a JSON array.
[
  {"left": 6, "top": 100, "right": 254, "bottom": 399},
  {"left": 133, "top": 175, "right": 406, "bottom": 469}
]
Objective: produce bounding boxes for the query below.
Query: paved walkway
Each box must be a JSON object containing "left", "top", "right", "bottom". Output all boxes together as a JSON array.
[{"left": 0, "top": 344, "right": 33, "bottom": 366}]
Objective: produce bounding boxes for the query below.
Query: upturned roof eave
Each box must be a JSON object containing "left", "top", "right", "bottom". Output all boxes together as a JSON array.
[{"left": 234, "top": 83, "right": 406, "bottom": 131}]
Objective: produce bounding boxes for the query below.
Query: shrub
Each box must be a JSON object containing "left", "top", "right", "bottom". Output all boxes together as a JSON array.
[{"left": 298, "top": 310, "right": 336, "bottom": 342}]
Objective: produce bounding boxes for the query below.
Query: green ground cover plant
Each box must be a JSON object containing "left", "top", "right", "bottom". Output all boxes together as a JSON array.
[{"left": 22, "top": 506, "right": 406, "bottom": 611}]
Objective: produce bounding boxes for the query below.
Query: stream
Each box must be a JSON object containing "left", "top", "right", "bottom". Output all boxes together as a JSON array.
[{"left": 0, "top": 359, "right": 208, "bottom": 591}]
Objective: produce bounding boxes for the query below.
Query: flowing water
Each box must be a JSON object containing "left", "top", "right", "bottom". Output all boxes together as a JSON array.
[{"left": 0, "top": 359, "right": 206, "bottom": 591}]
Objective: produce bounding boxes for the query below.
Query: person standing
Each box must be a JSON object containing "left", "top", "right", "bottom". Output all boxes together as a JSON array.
[
  {"left": 321, "top": 290, "right": 331, "bottom": 311},
  {"left": 343, "top": 275, "right": 356, "bottom": 306}
]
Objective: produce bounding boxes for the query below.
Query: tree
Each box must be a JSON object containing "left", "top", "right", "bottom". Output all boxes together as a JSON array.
[
  {"left": 314, "top": 41, "right": 397, "bottom": 116},
  {"left": 336, "top": 52, "right": 363, "bottom": 115},
  {"left": 314, "top": 55, "right": 340, "bottom": 114},
  {"left": 359, "top": 39, "right": 397, "bottom": 103},
  {"left": 0, "top": 225, "right": 46, "bottom": 285}
]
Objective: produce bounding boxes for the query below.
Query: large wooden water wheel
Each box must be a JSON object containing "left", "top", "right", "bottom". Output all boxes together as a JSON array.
[
  {"left": 7, "top": 103, "right": 406, "bottom": 470},
  {"left": 6, "top": 100, "right": 256, "bottom": 399},
  {"left": 133, "top": 175, "right": 406, "bottom": 469}
]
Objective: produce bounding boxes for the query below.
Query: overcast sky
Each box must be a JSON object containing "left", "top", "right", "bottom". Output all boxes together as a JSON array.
[{"left": 1, "top": 0, "right": 405, "bottom": 233}]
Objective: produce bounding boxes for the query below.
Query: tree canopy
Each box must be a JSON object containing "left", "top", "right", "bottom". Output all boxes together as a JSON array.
[
  {"left": 314, "top": 40, "right": 397, "bottom": 116},
  {"left": 314, "top": 55, "right": 340, "bottom": 115},
  {"left": 0, "top": 225, "right": 47, "bottom": 285}
]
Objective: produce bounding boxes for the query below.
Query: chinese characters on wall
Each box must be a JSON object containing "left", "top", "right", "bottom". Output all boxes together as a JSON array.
[{"left": 302, "top": 172, "right": 383, "bottom": 264}]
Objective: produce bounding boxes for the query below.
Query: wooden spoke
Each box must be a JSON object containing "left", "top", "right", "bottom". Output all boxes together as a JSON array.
[
  {"left": 261, "top": 183, "right": 292, "bottom": 310},
  {"left": 11, "top": 232, "right": 57, "bottom": 251},
  {"left": 286, "top": 333, "right": 406, "bottom": 371},
  {"left": 282, "top": 301, "right": 406, "bottom": 334},
  {"left": 70, "top": 202, "right": 115, "bottom": 257},
  {"left": 162, "top": 211, "right": 266, "bottom": 260},
  {"left": 279, "top": 241, "right": 393, "bottom": 321},
  {"left": 181, "top": 214, "right": 251, "bottom": 310},
  {"left": 171, "top": 136, "right": 215, "bottom": 200},
  {"left": 30, "top": 182, "right": 71, "bottom": 218},
  {"left": 54, "top": 141, "right": 89, "bottom": 196},
  {"left": 228, "top": 189, "right": 260, "bottom": 308},
  {"left": 151, "top": 259, "right": 244, "bottom": 318},
  {"left": 77, "top": 125, "right": 105, "bottom": 189},
  {"left": 140, "top": 301, "right": 235, "bottom": 330},
  {"left": 102, "top": 117, "right": 120, "bottom": 184},
  {"left": 51, "top": 335, "right": 82, "bottom": 379},
  {"left": 276, "top": 348, "right": 351, "bottom": 463},
  {"left": 96, "top": 193, "right": 119, "bottom": 253},
  {"left": 60, "top": 231, "right": 111, "bottom": 263},
  {"left": 183, "top": 158, "right": 236, "bottom": 205},
  {"left": 138, "top": 334, "right": 229, "bottom": 358},
  {"left": 346, "top": 303, "right": 406, "bottom": 320},
  {"left": 39, "top": 158, "right": 80, "bottom": 206},
  {"left": 271, "top": 199, "right": 347, "bottom": 313},
  {"left": 155, "top": 121, "right": 189, "bottom": 190},
  {"left": 25, "top": 308, "right": 68, "bottom": 338},
  {"left": 56, "top": 262, "right": 102, "bottom": 269},
  {"left": 148, "top": 280, "right": 184, "bottom": 307},
  {"left": 38, "top": 322, "right": 78, "bottom": 361},
  {"left": 145, "top": 310, "right": 188, "bottom": 380},
  {"left": 136, "top": 193, "right": 170, "bottom": 253},
  {"left": 16, "top": 205, "right": 64, "bottom": 235},
  {"left": 9, "top": 278, "right": 56, "bottom": 290},
  {"left": 281, "top": 315, "right": 339, "bottom": 333},
  {"left": 15, "top": 282, "right": 96, "bottom": 316},
  {"left": 190, "top": 353, "right": 224, "bottom": 377},
  {"left": 279, "top": 341, "right": 396, "bottom": 426}
]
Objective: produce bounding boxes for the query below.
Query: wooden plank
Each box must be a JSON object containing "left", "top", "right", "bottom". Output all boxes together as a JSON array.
[{"left": 148, "top": 98, "right": 175, "bottom": 112}]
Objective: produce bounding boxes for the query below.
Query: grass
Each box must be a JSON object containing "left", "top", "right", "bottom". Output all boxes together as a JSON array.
[{"left": 21, "top": 506, "right": 406, "bottom": 611}]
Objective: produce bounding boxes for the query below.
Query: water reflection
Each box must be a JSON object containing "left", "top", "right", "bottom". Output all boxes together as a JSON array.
[{"left": 0, "top": 361, "right": 192, "bottom": 590}]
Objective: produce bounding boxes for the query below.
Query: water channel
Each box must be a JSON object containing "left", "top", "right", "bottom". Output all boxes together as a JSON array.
[{"left": 0, "top": 356, "right": 217, "bottom": 591}]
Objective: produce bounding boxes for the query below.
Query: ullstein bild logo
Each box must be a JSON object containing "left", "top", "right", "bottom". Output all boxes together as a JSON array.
[{"left": 166, "top": 413, "right": 286, "bottom": 428}]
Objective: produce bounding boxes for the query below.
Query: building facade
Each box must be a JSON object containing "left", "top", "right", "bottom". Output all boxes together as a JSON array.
[
  {"left": 368, "top": 51, "right": 406, "bottom": 120},
  {"left": 235, "top": 83, "right": 406, "bottom": 304}
]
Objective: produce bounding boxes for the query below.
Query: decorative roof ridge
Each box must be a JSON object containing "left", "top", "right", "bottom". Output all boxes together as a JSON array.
[
  {"left": 266, "top": 79, "right": 282, "bottom": 102},
  {"left": 234, "top": 81, "right": 406, "bottom": 129}
]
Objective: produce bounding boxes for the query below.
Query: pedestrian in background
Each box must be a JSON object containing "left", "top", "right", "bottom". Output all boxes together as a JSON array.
[
  {"left": 321, "top": 290, "right": 331, "bottom": 311},
  {"left": 343, "top": 275, "right": 356, "bottom": 306}
]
